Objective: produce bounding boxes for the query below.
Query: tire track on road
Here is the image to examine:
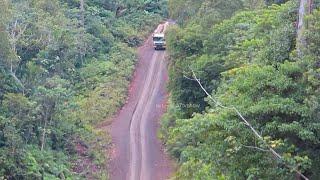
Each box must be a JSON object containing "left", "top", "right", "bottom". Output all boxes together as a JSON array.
[
  {"left": 129, "top": 52, "right": 161, "bottom": 180},
  {"left": 110, "top": 23, "right": 172, "bottom": 180}
]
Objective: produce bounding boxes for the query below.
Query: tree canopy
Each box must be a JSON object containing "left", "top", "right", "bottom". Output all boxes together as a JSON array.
[
  {"left": 162, "top": 0, "right": 320, "bottom": 179},
  {"left": 0, "top": 0, "right": 166, "bottom": 179}
]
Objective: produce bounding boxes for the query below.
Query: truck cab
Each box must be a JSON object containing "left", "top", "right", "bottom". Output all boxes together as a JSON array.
[{"left": 152, "top": 33, "right": 166, "bottom": 50}]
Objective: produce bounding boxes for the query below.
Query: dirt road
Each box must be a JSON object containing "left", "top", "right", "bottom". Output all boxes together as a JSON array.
[{"left": 109, "top": 24, "right": 172, "bottom": 180}]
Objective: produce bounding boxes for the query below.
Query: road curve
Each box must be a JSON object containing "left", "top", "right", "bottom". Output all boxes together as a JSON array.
[{"left": 109, "top": 24, "right": 172, "bottom": 180}]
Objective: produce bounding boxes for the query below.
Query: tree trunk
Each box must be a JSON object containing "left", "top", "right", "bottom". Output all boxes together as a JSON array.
[
  {"left": 40, "top": 110, "right": 48, "bottom": 151},
  {"left": 296, "top": 0, "right": 313, "bottom": 57},
  {"left": 80, "top": 0, "right": 85, "bottom": 28},
  {"left": 8, "top": 19, "right": 27, "bottom": 94},
  {"left": 10, "top": 72, "right": 25, "bottom": 95},
  {"left": 79, "top": 0, "right": 86, "bottom": 65}
]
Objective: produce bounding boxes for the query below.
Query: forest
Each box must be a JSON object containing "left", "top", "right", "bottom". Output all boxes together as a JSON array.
[
  {"left": 0, "top": 0, "right": 166, "bottom": 179},
  {"left": 1, "top": 0, "right": 320, "bottom": 179},
  {"left": 161, "top": 0, "right": 320, "bottom": 179}
]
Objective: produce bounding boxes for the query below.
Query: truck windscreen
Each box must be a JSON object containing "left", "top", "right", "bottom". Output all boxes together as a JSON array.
[{"left": 153, "top": 37, "right": 164, "bottom": 41}]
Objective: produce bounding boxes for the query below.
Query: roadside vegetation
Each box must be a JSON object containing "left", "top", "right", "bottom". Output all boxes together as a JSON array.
[
  {"left": 0, "top": 0, "right": 167, "bottom": 179},
  {"left": 162, "top": 0, "right": 320, "bottom": 179}
]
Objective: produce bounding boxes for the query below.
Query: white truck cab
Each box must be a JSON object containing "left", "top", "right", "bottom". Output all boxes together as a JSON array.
[
  {"left": 152, "top": 33, "right": 166, "bottom": 50},
  {"left": 152, "top": 23, "right": 169, "bottom": 50}
]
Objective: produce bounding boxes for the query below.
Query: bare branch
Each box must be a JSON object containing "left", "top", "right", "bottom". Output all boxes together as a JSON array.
[
  {"left": 183, "top": 74, "right": 197, "bottom": 81},
  {"left": 15, "top": 24, "right": 27, "bottom": 40},
  {"left": 241, "top": 144, "right": 269, "bottom": 152},
  {"left": 10, "top": 72, "right": 25, "bottom": 94}
]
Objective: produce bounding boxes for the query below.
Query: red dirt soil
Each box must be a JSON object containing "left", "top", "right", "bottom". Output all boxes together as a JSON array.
[{"left": 109, "top": 24, "right": 172, "bottom": 180}]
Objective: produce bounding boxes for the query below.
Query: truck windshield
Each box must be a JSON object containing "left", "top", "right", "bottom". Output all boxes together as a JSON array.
[{"left": 153, "top": 37, "right": 164, "bottom": 41}]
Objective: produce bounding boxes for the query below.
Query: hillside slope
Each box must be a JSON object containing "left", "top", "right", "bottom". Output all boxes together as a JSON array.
[
  {"left": 0, "top": 0, "right": 166, "bottom": 179},
  {"left": 162, "top": 0, "right": 320, "bottom": 179}
]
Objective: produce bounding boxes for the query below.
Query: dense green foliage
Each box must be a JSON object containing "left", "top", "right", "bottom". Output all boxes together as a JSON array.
[
  {"left": 162, "top": 0, "right": 320, "bottom": 179},
  {"left": 0, "top": 0, "right": 166, "bottom": 179}
]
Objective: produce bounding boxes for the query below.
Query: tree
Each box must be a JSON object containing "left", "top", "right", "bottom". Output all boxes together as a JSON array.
[
  {"left": 297, "top": 0, "right": 313, "bottom": 57},
  {"left": 4, "top": 1, "right": 32, "bottom": 94},
  {"left": 78, "top": 0, "right": 86, "bottom": 65},
  {"left": 34, "top": 76, "right": 69, "bottom": 151},
  {"left": 0, "top": 0, "right": 11, "bottom": 62},
  {"left": 163, "top": 1, "right": 320, "bottom": 179},
  {"left": 0, "top": 0, "right": 167, "bottom": 178}
]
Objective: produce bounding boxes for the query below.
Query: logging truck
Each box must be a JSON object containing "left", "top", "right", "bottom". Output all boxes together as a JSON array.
[{"left": 152, "top": 23, "right": 168, "bottom": 50}]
